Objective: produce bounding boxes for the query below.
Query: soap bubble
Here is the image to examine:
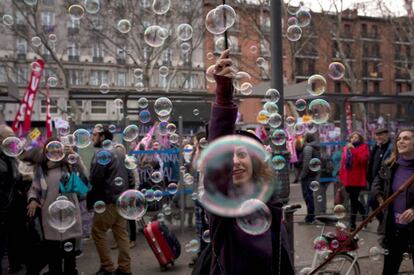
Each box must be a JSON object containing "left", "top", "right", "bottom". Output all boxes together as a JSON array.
[
  {"left": 85, "top": 0, "right": 100, "bottom": 14},
  {"left": 176, "top": 23, "right": 193, "bottom": 41},
  {"left": 328, "top": 62, "right": 346, "bottom": 80},
  {"left": 197, "top": 135, "right": 273, "bottom": 217},
  {"left": 157, "top": 212, "right": 165, "bottom": 222},
  {"left": 305, "top": 121, "right": 318, "bottom": 134},
  {"left": 159, "top": 66, "right": 169, "bottom": 77},
  {"left": 94, "top": 201, "right": 106, "bottom": 214},
  {"left": 158, "top": 121, "right": 169, "bottom": 135},
  {"left": 113, "top": 98, "right": 123, "bottom": 109},
  {"left": 268, "top": 113, "right": 282, "bottom": 128},
  {"left": 135, "top": 82, "right": 145, "bottom": 92},
  {"left": 307, "top": 74, "right": 327, "bottom": 96},
  {"left": 202, "top": 230, "right": 211, "bottom": 243},
  {"left": 265, "top": 89, "right": 280, "bottom": 103},
  {"left": 207, "top": 52, "right": 215, "bottom": 60},
  {"left": 48, "top": 199, "right": 77, "bottom": 233},
  {"left": 96, "top": 150, "right": 112, "bottom": 166},
  {"left": 296, "top": 9, "right": 312, "bottom": 27},
  {"left": 133, "top": 68, "right": 144, "bottom": 79},
  {"left": 330, "top": 239, "right": 339, "bottom": 249},
  {"left": 287, "top": 0, "right": 303, "bottom": 15},
  {"left": 67, "top": 154, "right": 78, "bottom": 165},
  {"left": 144, "top": 25, "right": 168, "bottom": 48},
  {"left": 185, "top": 239, "right": 200, "bottom": 253},
  {"left": 286, "top": 25, "right": 302, "bottom": 41},
  {"left": 333, "top": 204, "right": 346, "bottom": 219},
  {"left": 45, "top": 141, "right": 65, "bottom": 162},
  {"left": 199, "top": 138, "right": 208, "bottom": 148},
  {"left": 214, "top": 36, "right": 232, "bottom": 52},
  {"left": 169, "top": 133, "right": 179, "bottom": 144},
  {"left": 309, "top": 180, "right": 319, "bottom": 191},
  {"left": 154, "top": 190, "right": 163, "bottom": 201},
  {"left": 114, "top": 177, "right": 123, "bottom": 186},
  {"left": 117, "top": 19, "right": 132, "bottom": 34},
  {"left": 256, "top": 57, "right": 266, "bottom": 67},
  {"left": 47, "top": 77, "right": 58, "bottom": 87},
  {"left": 257, "top": 110, "right": 270, "bottom": 125},
  {"left": 308, "top": 99, "right": 331, "bottom": 124},
  {"left": 403, "top": 252, "right": 411, "bottom": 261},
  {"left": 68, "top": 4, "right": 85, "bottom": 20},
  {"left": 250, "top": 45, "right": 258, "bottom": 54},
  {"left": 271, "top": 155, "right": 286, "bottom": 170},
  {"left": 163, "top": 205, "right": 172, "bottom": 215},
  {"left": 309, "top": 159, "right": 321, "bottom": 172},
  {"left": 99, "top": 83, "right": 109, "bottom": 94},
  {"left": 2, "top": 137, "right": 24, "bottom": 157},
  {"left": 63, "top": 242, "right": 73, "bottom": 252},
  {"left": 24, "top": 0, "right": 37, "bottom": 5},
  {"left": 193, "top": 109, "right": 200, "bottom": 116},
  {"left": 295, "top": 99, "right": 307, "bottom": 112},
  {"left": 138, "top": 109, "right": 151, "bottom": 124},
  {"left": 151, "top": 171, "right": 163, "bottom": 183},
  {"left": 31, "top": 36, "right": 42, "bottom": 47},
  {"left": 167, "top": 182, "right": 178, "bottom": 195},
  {"left": 180, "top": 42, "right": 191, "bottom": 53},
  {"left": 233, "top": 71, "right": 251, "bottom": 91},
  {"left": 137, "top": 97, "right": 149, "bottom": 109},
  {"left": 205, "top": 5, "right": 236, "bottom": 35},
  {"left": 369, "top": 246, "right": 382, "bottom": 261},
  {"left": 102, "top": 139, "right": 113, "bottom": 151},
  {"left": 152, "top": 0, "right": 171, "bottom": 15},
  {"left": 183, "top": 173, "right": 194, "bottom": 185},
  {"left": 313, "top": 236, "right": 329, "bottom": 251},
  {"left": 166, "top": 123, "right": 176, "bottom": 134},
  {"left": 287, "top": 17, "right": 299, "bottom": 26},
  {"left": 236, "top": 199, "right": 272, "bottom": 235},
  {"left": 294, "top": 122, "right": 306, "bottom": 135},
  {"left": 123, "top": 125, "right": 139, "bottom": 142},
  {"left": 124, "top": 155, "right": 137, "bottom": 170},
  {"left": 316, "top": 195, "right": 323, "bottom": 202},
  {"left": 286, "top": 116, "right": 296, "bottom": 127},
  {"left": 205, "top": 64, "right": 217, "bottom": 83},
  {"left": 116, "top": 190, "right": 147, "bottom": 220},
  {"left": 73, "top": 129, "right": 91, "bottom": 149},
  {"left": 270, "top": 129, "right": 287, "bottom": 146},
  {"left": 2, "top": 14, "right": 14, "bottom": 26},
  {"left": 144, "top": 189, "right": 155, "bottom": 202},
  {"left": 48, "top": 34, "right": 57, "bottom": 44},
  {"left": 263, "top": 102, "right": 278, "bottom": 114},
  {"left": 154, "top": 97, "right": 173, "bottom": 116},
  {"left": 109, "top": 124, "right": 117, "bottom": 133}
]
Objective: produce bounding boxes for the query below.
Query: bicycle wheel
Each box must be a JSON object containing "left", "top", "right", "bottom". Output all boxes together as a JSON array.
[{"left": 317, "top": 252, "right": 360, "bottom": 275}]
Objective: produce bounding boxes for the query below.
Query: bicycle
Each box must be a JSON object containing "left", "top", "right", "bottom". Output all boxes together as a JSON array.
[{"left": 299, "top": 215, "right": 361, "bottom": 275}]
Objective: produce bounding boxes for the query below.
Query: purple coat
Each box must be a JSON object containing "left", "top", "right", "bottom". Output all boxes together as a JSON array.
[{"left": 206, "top": 76, "right": 294, "bottom": 275}]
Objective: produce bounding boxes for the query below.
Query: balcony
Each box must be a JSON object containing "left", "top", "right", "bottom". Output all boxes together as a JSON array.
[
  {"left": 42, "top": 25, "right": 55, "bottom": 33},
  {"left": 68, "top": 55, "right": 80, "bottom": 62},
  {"left": 395, "top": 72, "right": 410, "bottom": 80},
  {"left": 116, "top": 58, "right": 126, "bottom": 65},
  {"left": 361, "top": 32, "right": 381, "bottom": 40},
  {"left": 92, "top": 56, "right": 104, "bottom": 63}
]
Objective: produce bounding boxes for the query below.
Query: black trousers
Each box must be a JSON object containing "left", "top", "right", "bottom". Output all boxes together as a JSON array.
[
  {"left": 345, "top": 186, "right": 366, "bottom": 228},
  {"left": 43, "top": 239, "right": 77, "bottom": 275},
  {"left": 383, "top": 227, "right": 414, "bottom": 275},
  {"left": 128, "top": 220, "right": 136, "bottom": 242}
]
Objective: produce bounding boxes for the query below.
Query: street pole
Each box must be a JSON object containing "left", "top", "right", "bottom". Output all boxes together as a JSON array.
[{"left": 178, "top": 116, "right": 185, "bottom": 233}]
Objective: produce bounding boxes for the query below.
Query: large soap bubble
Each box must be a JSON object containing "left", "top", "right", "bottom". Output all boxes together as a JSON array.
[
  {"left": 307, "top": 74, "right": 327, "bottom": 96},
  {"left": 154, "top": 97, "right": 173, "bottom": 116},
  {"left": 123, "top": 124, "right": 139, "bottom": 142},
  {"left": 2, "top": 137, "right": 24, "bottom": 157},
  {"left": 205, "top": 5, "right": 236, "bottom": 35},
  {"left": 236, "top": 199, "right": 272, "bottom": 235},
  {"left": 116, "top": 190, "right": 147, "bottom": 220},
  {"left": 176, "top": 23, "right": 193, "bottom": 41},
  {"left": 73, "top": 129, "right": 91, "bottom": 149},
  {"left": 45, "top": 141, "right": 65, "bottom": 162},
  {"left": 96, "top": 150, "right": 112, "bottom": 166},
  {"left": 197, "top": 135, "right": 274, "bottom": 217},
  {"left": 308, "top": 99, "right": 331, "bottom": 124},
  {"left": 144, "top": 25, "right": 168, "bottom": 48},
  {"left": 152, "top": 0, "right": 171, "bottom": 15},
  {"left": 85, "top": 0, "right": 100, "bottom": 14},
  {"left": 48, "top": 199, "right": 77, "bottom": 233}
]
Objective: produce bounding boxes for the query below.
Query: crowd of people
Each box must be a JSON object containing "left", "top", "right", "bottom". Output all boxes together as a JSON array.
[{"left": 0, "top": 50, "right": 414, "bottom": 275}]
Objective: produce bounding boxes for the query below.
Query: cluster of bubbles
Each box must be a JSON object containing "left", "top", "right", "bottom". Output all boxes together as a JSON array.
[{"left": 286, "top": 0, "right": 312, "bottom": 42}]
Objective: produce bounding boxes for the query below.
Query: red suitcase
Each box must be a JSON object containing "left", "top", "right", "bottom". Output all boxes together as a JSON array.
[{"left": 142, "top": 220, "right": 181, "bottom": 271}]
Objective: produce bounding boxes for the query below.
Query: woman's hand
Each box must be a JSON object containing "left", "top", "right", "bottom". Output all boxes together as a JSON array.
[
  {"left": 215, "top": 49, "right": 236, "bottom": 79},
  {"left": 346, "top": 143, "right": 354, "bottom": 149},
  {"left": 27, "top": 200, "right": 40, "bottom": 218},
  {"left": 399, "top": 208, "right": 414, "bottom": 224}
]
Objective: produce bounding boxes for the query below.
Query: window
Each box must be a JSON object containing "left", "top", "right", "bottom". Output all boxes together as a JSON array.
[
  {"left": 260, "top": 40, "right": 270, "bottom": 56},
  {"left": 66, "top": 100, "right": 82, "bottom": 114},
  {"left": 91, "top": 17, "right": 103, "bottom": 30},
  {"left": 41, "top": 12, "right": 55, "bottom": 26},
  {"left": 116, "top": 47, "right": 126, "bottom": 61},
  {"left": 0, "top": 66, "right": 6, "bottom": 83},
  {"left": 159, "top": 75, "right": 167, "bottom": 89},
  {"left": 68, "top": 70, "right": 83, "bottom": 86},
  {"left": 332, "top": 41, "right": 339, "bottom": 58},
  {"left": 67, "top": 42, "right": 80, "bottom": 59},
  {"left": 41, "top": 68, "right": 58, "bottom": 85},
  {"left": 295, "top": 59, "right": 304, "bottom": 75},
  {"left": 67, "top": 17, "right": 80, "bottom": 29},
  {"left": 372, "top": 25, "right": 378, "bottom": 37},
  {"left": 396, "top": 83, "right": 402, "bottom": 94},
  {"left": 91, "top": 101, "right": 107, "bottom": 114},
  {"left": 15, "top": 11, "right": 25, "bottom": 25},
  {"left": 90, "top": 70, "right": 109, "bottom": 86},
  {"left": 408, "top": 83, "right": 412, "bottom": 92},
  {"left": 162, "top": 49, "right": 172, "bottom": 65},
  {"left": 307, "top": 60, "right": 315, "bottom": 75},
  {"left": 363, "top": 81, "right": 368, "bottom": 94},
  {"left": 372, "top": 44, "right": 380, "bottom": 57},
  {"left": 183, "top": 74, "right": 199, "bottom": 89},
  {"left": 343, "top": 24, "right": 351, "bottom": 36},
  {"left": 16, "top": 66, "right": 28, "bottom": 84},
  {"left": 373, "top": 81, "right": 380, "bottom": 93},
  {"left": 140, "top": 0, "right": 150, "bottom": 8},
  {"left": 41, "top": 44, "right": 52, "bottom": 58},
  {"left": 16, "top": 38, "right": 27, "bottom": 55},
  {"left": 344, "top": 43, "right": 352, "bottom": 58},
  {"left": 143, "top": 46, "right": 150, "bottom": 64},
  {"left": 92, "top": 44, "right": 104, "bottom": 62},
  {"left": 117, "top": 71, "right": 127, "bottom": 86},
  {"left": 362, "top": 61, "right": 368, "bottom": 76},
  {"left": 334, "top": 82, "right": 341, "bottom": 93},
  {"left": 41, "top": 98, "right": 58, "bottom": 114},
  {"left": 406, "top": 46, "right": 411, "bottom": 59},
  {"left": 260, "top": 15, "right": 271, "bottom": 32},
  {"left": 361, "top": 23, "right": 367, "bottom": 36},
  {"left": 42, "top": 0, "right": 54, "bottom": 5},
  {"left": 229, "top": 36, "right": 239, "bottom": 52}
]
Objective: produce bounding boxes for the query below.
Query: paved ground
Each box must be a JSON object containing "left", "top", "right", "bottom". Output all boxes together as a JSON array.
[{"left": 3, "top": 183, "right": 414, "bottom": 274}]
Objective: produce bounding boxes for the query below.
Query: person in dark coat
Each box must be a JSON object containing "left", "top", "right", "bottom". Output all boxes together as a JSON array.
[
  {"left": 299, "top": 132, "right": 321, "bottom": 223},
  {"left": 367, "top": 128, "right": 393, "bottom": 223},
  {"left": 203, "top": 49, "right": 294, "bottom": 275},
  {"left": 373, "top": 129, "right": 414, "bottom": 275}
]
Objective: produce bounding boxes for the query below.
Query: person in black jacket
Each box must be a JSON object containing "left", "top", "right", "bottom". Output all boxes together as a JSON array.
[
  {"left": 373, "top": 129, "right": 414, "bottom": 275},
  {"left": 88, "top": 126, "right": 131, "bottom": 275}
]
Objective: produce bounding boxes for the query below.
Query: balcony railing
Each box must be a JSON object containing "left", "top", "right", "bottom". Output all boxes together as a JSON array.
[
  {"left": 92, "top": 56, "right": 104, "bottom": 63},
  {"left": 68, "top": 55, "right": 80, "bottom": 62}
]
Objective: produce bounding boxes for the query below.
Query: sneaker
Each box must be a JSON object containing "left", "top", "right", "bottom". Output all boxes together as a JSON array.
[
  {"left": 93, "top": 269, "right": 115, "bottom": 275},
  {"left": 115, "top": 269, "right": 132, "bottom": 275}
]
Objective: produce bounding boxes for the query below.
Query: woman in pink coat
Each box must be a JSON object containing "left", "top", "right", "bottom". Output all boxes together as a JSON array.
[{"left": 339, "top": 131, "right": 369, "bottom": 230}]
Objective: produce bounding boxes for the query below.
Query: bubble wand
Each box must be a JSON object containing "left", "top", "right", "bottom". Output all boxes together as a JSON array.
[
  {"left": 310, "top": 172, "right": 414, "bottom": 275},
  {"left": 222, "top": 0, "right": 229, "bottom": 50}
]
